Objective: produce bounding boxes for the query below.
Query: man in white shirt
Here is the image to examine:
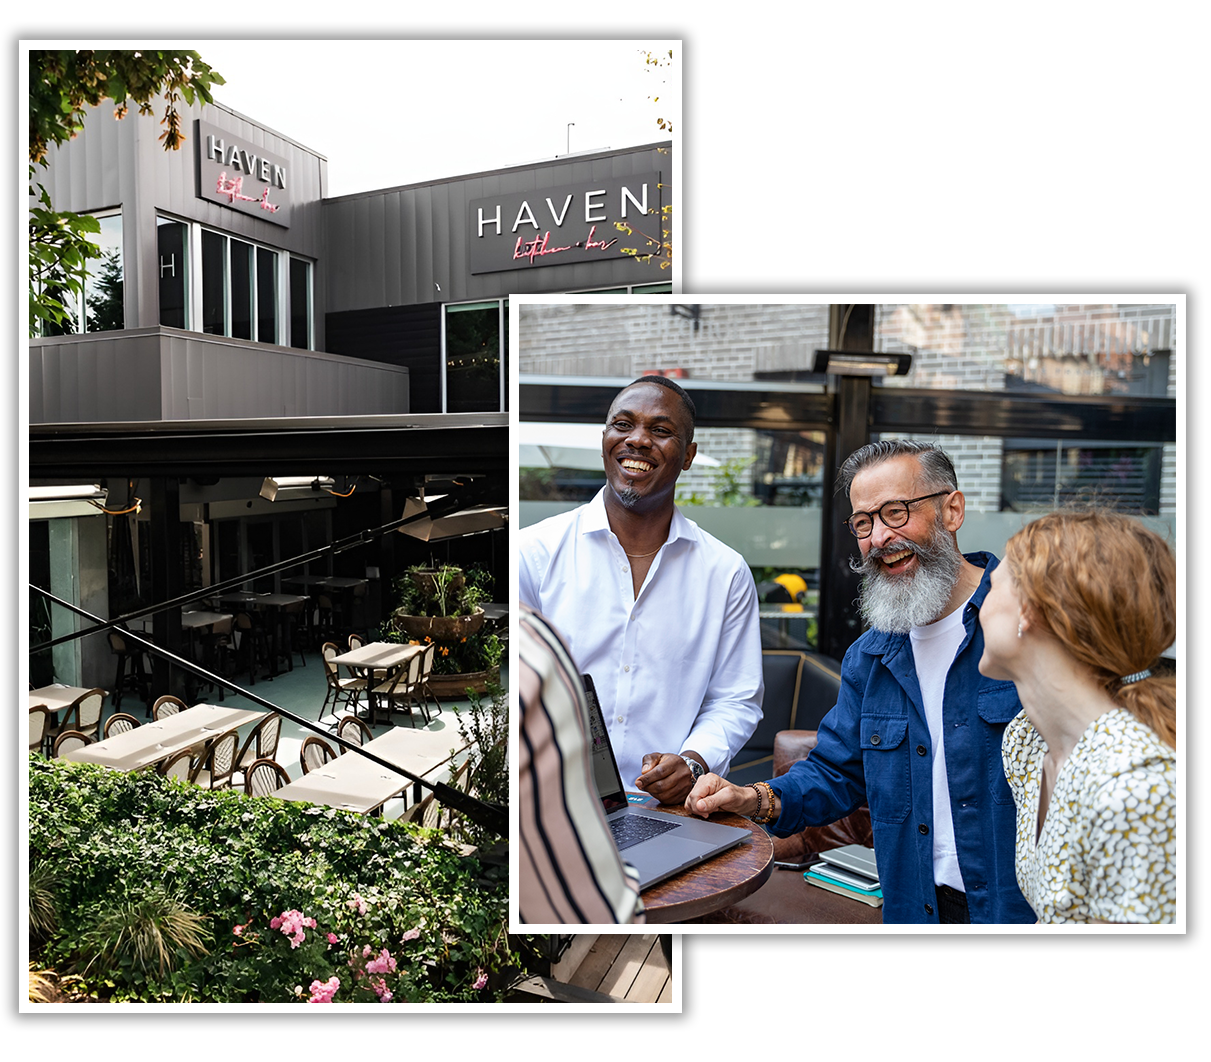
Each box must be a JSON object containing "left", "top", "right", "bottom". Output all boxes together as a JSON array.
[{"left": 519, "top": 376, "right": 764, "bottom": 806}]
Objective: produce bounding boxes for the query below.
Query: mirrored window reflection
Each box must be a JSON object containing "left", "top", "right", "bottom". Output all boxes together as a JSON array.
[
  {"left": 83, "top": 213, "right": 124, "bottom": 333},
  {"left": 230, "top": 239, "right": 254, "bottom": 340},
  {"left": 201, "top": 230, "right": 227, "bottom": 335},
  {"left": 157, "top": 217, "right": 188, "bottom": 329},
  {"left": 446, "top": 301, "right": 502, "bottom": 412}
]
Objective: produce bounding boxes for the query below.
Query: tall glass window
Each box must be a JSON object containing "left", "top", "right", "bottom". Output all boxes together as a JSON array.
[
  {"left": 289, "top": 257, "right": 312, "bottom": 349},
  {"left": 157, "top": 217, "right": 189, "bottom": 329},
  {"left": 231, "top": 239, "right": 254, "bottom": 340},
  {"left": 40, "top": 210, "right": 124, "bottom": 335},
  {"left": 445, "top": 300, "right": 504, "bottom": 412},
  {"left": 201, "top": 230, "right": 228, "bottom": 335},
  {"left": 256, "top": 247, "right": 279, "bottom": 344}
]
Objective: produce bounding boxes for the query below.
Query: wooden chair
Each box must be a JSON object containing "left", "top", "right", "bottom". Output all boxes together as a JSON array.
[
  {"left": 334, "top": 714, "right": 373, "bottom": 752},
  {"left": 300, "top": 735, "right": 337, "bottom": 774},
  {"left": 235, "top": 713, "right": 282, "bottom": 778},
  {"left": 49, "top": 688, "right": 105, "bottom": 745},
  {"left": 234, "top": 612, "right": 270, "bottom": 684},
  {"left": 103, "top": 712, "right": 141, "bottom": 738},
  {"left": 348, "top": 633, "right": 365, "bottom": 651},
  {"left": 319, "top": 641, "right": 366, "bottom": 720},
  {"left": 370, "top": 652, "right": 425, "bottom": 727},
  {"left": 417, "top": 642, "right": 443, "bottom": 722},
  {"left": 29, "top": 705, "right": 51, "bottom": 755},
  {"left": 152, "top": 694, "right": 188, "bottom": 721},
  {"left": 53, "top": 730, "right": 93, "bottom": 757},
  {"left": 159, "top": 749, "right": 195, "bottom": 781},
  {"left": 403, "top": 757, "right": 473, "bottom": 829},
  {"left": 243, "top": 758, "right": 292, "bottom": 797},
  {"left": 108, "top": 628, "right": 150, "bottom": 713},
  {"left": 188, "top": 730, "right": 239, "bottom": 789}
]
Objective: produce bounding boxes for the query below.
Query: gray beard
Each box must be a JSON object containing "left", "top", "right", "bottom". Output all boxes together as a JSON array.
[
  {"left": 615, "top": 485, "right": 642, "bottom": 509},
  {"left": 851, "top": 522, "right": 964, "bottom": 634}
]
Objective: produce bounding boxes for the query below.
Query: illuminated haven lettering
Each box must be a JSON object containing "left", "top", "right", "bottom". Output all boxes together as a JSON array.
[
  {"left": 621, "top": 183, "right": 648, "bottom": 218},
  {"left": 478, "top": 205, "right": 502, "bottom": 237},
  {"left": 512, "top": 224, "right": 618, "bottom": 263}
]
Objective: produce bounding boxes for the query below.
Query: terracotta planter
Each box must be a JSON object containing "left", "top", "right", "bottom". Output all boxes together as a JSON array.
[
  {"left": 393, "top": 608, "right": 485, "bottom": 641},
  {"left": 427, "top": 667, "right": 500, "bottom": 697}
]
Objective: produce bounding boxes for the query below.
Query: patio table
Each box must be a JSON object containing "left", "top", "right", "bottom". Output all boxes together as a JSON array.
[
  {"left": 29, "top": 683, "right": 97, "bottom": 717},
  {"left": 331, "top": 641, "right": 424, "bottom": 718},
  {"left": 61, "top": 703, "right": 265, "bottom": 773}
]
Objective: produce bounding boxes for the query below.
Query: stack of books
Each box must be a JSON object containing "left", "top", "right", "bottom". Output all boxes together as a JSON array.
[{"left": 804, "top": 844, "right": 882, "bottom": 907}]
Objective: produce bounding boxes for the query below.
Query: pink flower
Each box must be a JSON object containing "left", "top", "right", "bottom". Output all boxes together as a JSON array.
[
  {"left": 273, "top": 909, "right": 317, "bottom": 949},
  {"left": 307, "top": 975, "right": 340, "bottom": 1003},
  {"left": 472, "top": 969, "right": 488, "bottom": 991},
  {"left": 347, "top": 893, "right": 368, "bottom": 916},
  {"left": 401, "top": 928, "right": 420, "bottom": 942},
  {"left": 372, "top": 977, "right": 392, "bottom": 1002},
  {"left": 327, "top": 933, "right": 339, "bottom": 945},
  {"left": 365, "top": 948, "right": 397, "bottom": 976},
  {"left": 233, "top": 923, "right": 246, "bottom": 937}
]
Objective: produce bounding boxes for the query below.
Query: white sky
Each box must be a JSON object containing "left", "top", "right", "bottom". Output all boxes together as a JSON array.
[{"left": 190, "top": 40, "right": 679, "bottom": 197}]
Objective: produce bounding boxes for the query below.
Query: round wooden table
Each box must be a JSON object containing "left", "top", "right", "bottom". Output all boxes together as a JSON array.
[{"left": 638, "top": 803, "right": 774, "bottom": 923}]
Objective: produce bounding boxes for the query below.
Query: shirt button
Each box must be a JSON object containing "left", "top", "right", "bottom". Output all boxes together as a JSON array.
[
  {"left": 616, "top": 715, "right": 624, "bottom": 724},
  {"left": 917, "top": 744, "right": 927, "bottom": 756},
  {"left": 869, "top": 734, "right": 881, "bottom": 746},
  {"left": 623, "top": 665, "right": 630, "bottom": 672},
  {"left": 918, "top": 823, "right": 930, "bottom": 835},
  {"left": 925, "top": 903, "right": 934, "bottom": 915}
]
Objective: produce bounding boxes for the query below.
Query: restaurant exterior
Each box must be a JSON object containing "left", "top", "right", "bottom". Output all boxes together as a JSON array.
[{"left": 28, "top": 93, "right": 674, "bottom": 689}]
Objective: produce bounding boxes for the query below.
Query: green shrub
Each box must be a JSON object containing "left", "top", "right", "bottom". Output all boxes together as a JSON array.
[{"left": 28, "top": 754, "right": 519, "bottom": 1003}]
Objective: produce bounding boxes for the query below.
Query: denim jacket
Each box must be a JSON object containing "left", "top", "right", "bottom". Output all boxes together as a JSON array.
[{"left": 769, "top": 552, "right": 1035, "bottom": 924}]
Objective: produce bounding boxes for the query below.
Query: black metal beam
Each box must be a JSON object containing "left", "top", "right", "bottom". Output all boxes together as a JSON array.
[{"left": 28, "top": 415, "right": 510, "bottom": 480}]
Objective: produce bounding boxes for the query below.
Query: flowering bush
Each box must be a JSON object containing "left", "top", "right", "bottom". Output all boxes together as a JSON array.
[{"left": 28, "top": 755, "right": 523, "bottom": 1003}]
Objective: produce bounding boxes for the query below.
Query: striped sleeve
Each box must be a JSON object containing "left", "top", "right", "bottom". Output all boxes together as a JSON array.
[{"left": 518, "top": 606, "right": 644, "bottom": 924}]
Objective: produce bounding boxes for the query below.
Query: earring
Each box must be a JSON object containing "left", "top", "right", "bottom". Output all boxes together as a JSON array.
[{"left": 1017, "top": 620, "right": 1024, "bottom": 639}]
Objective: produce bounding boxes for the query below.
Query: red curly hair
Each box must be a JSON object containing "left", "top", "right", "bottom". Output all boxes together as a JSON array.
[{"left": 1004, "top": 510, "right": 1176, "bottom": 747}]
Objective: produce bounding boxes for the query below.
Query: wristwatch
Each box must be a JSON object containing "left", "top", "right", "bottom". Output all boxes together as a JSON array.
[{"left": 681, "top": 755, "right": 705, "bottom": 782}]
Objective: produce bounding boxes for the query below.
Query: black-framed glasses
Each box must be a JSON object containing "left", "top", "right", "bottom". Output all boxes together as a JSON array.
[{"left": 845, "top": 491, "right": 951, "bottom": 539}]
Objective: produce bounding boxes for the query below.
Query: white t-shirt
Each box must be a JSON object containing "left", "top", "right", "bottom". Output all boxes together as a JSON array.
[
  {"left": 518, "top": 488, "right": 764, "bottom": 787},
  {"left": 910, "top": 599, "right": 971, "bottom": 892}
]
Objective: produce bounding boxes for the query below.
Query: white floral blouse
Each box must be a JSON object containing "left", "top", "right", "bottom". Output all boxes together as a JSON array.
[{"left": 1001, "top": 707, "right": 1176, "bottom": 923}]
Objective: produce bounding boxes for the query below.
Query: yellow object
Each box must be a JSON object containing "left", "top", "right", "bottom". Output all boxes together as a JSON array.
[{"left": 774, "top": 573, "right": 808, "bottom": 602}]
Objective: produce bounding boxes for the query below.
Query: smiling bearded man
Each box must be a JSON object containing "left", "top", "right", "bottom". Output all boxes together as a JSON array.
[
  {"left": 519, "top": 376, "right": 763, "bottom": 809},
  {"left": 684, "top": 440, "right": 1036, "bottom": 925}
]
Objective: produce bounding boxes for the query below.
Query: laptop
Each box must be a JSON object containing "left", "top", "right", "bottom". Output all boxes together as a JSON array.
[{"left": 582, "top": 673, "right": 753, "bottom": 890}]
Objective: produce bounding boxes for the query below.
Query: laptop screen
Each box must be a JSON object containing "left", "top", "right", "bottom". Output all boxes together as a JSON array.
[{"left": 581, "top": 674, "right": 629, "bottom": 813}]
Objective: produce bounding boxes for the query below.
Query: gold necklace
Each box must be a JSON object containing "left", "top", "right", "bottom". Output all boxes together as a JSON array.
[{"left": 624, "top": 545, "right": 662, "bottom": 558}]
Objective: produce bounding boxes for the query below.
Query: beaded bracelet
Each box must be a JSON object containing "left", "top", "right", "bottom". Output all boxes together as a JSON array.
[{"left": 749, "top": 781, "right": 775, "bottom": 824}]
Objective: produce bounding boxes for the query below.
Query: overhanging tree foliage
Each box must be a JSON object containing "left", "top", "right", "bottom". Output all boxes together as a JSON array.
[{"left": 28, "top": 50, "right": 225, "bottom": 336}]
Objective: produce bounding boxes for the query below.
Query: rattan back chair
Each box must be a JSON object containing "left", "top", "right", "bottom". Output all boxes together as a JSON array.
[
  {"left": 243, "top": 758, "right": 293, "bottom": 797},
  {"left": 29, "top": 705, "right": 51, "bottom": 754},
  {"left": 103, "top": 712, "right": 141, "bottom": 738},
  {"left": 335, "top": 714, "right": 374, "bottom": 752},
  {"left": 236, "top": 713, "right": 282, "bottom": 774},
  {"left": 152, "top": 694, "right": 188, "bottom": 721},
  {"left": 320, "top": 642, "right": 366, "bottom": 720},
  {"left": 53, "top": 730, "right": 93, "bottom": 758},
  {"left": 189, "top": 729, "right": 239, "bottom": 789},
  {"left": 300, "top": 735, "right": 338, "bottom": 774},
  {"left": 160, "top": 749, "right": 195, "bottom": 781}
]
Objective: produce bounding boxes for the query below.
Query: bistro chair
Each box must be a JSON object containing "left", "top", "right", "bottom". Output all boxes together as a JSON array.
[
  {"left": 320, "top": 642, "right": 366, "bottom": 721},
  {"left": 189, "top": 729, "right": 240, "bottom": 790},
  {"left": 159, "top": 749, "right": 196, "bottom": 781},
  {"left": 199, "top": 614, "right": 236, "bottom": 702},
  {"left": 300, "top": 735, "right": 338, "bottom": 774},
  {"left": 335, "top": 714, "right": 373, "bottom": 752},
  {"left": 234, "top": 612, "right": 270, "bottom": 685},
  {"left": 235, "top": 713, "right": 282, "bottom": 780},
  {"left": 417, "top": 642, "right": 443, "bottom": 722},
  {"left": 348, "top": 632, "right": 365, "bottom": 651},
  {"left": 53, "top": 730, "right": 93, "bottom": 758},
  {"left": 283, "top": 599, "right": 308, "bottom": 670},
  {"left": 152, "top": 694, "right": 189, "bottom": 721},
  {"left": 103, "top": 712, "right": 141, "bottom": 738},
  {"left": 29, "top": 705, "right": 51, "bottom": 755},
  {"left": 403, "top": 757, "right": 473, "bottom": 830},
  {"left": 107, "top": 628, "right": 151, "bottom": 713},
  {"left": 243, "top": 758, "right": 293, "bottom": 797},
  {"left": 49, "top": 688, "right": 105, "bottom": 745},
  {"left": 371, "top": 651, "right": 425, "bottom": 727}
]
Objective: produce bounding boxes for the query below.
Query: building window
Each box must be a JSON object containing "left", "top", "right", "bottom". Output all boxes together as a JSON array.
[
  {"left": 40, "top": 210, "right": 124, "bottom": 336},
  {"left": 160, "top": 218, "right": 310, "bottom": 347},
  {"left": 444, "top": 299, "right": 505, "bottom": 413},
  {"left": 1001, "top": 441, "right": 1163, "bottom": 514},
  {"left": 157, "top": 217, "right": 189, "bottom": 329}
]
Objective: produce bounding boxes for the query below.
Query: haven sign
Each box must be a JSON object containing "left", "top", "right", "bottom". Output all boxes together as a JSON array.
[
  {"left": 468, "top": 172, "right": 663, "bottom": 274},
  {"left": 195, "top": 120, "right": 292, "bottom": 227}
]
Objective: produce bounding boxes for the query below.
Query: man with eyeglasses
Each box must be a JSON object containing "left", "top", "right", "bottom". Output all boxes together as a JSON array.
[{"left": 686, "top": 440, "right": 1034, "bottom": 924}]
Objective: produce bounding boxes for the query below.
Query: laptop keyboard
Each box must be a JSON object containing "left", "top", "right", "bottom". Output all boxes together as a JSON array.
[{"left": 610, "top": 814, "right": 680, "bottom": 851}]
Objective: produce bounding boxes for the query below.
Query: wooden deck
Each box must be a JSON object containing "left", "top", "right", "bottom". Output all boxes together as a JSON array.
[{"left": 507, "top": 934, "right": 673, "bottom": 1004}]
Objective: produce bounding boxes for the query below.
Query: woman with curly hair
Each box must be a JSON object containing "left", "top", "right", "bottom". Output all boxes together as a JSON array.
[{"left": 978, "top": 509, "right": 1177, "bottom": 923}]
